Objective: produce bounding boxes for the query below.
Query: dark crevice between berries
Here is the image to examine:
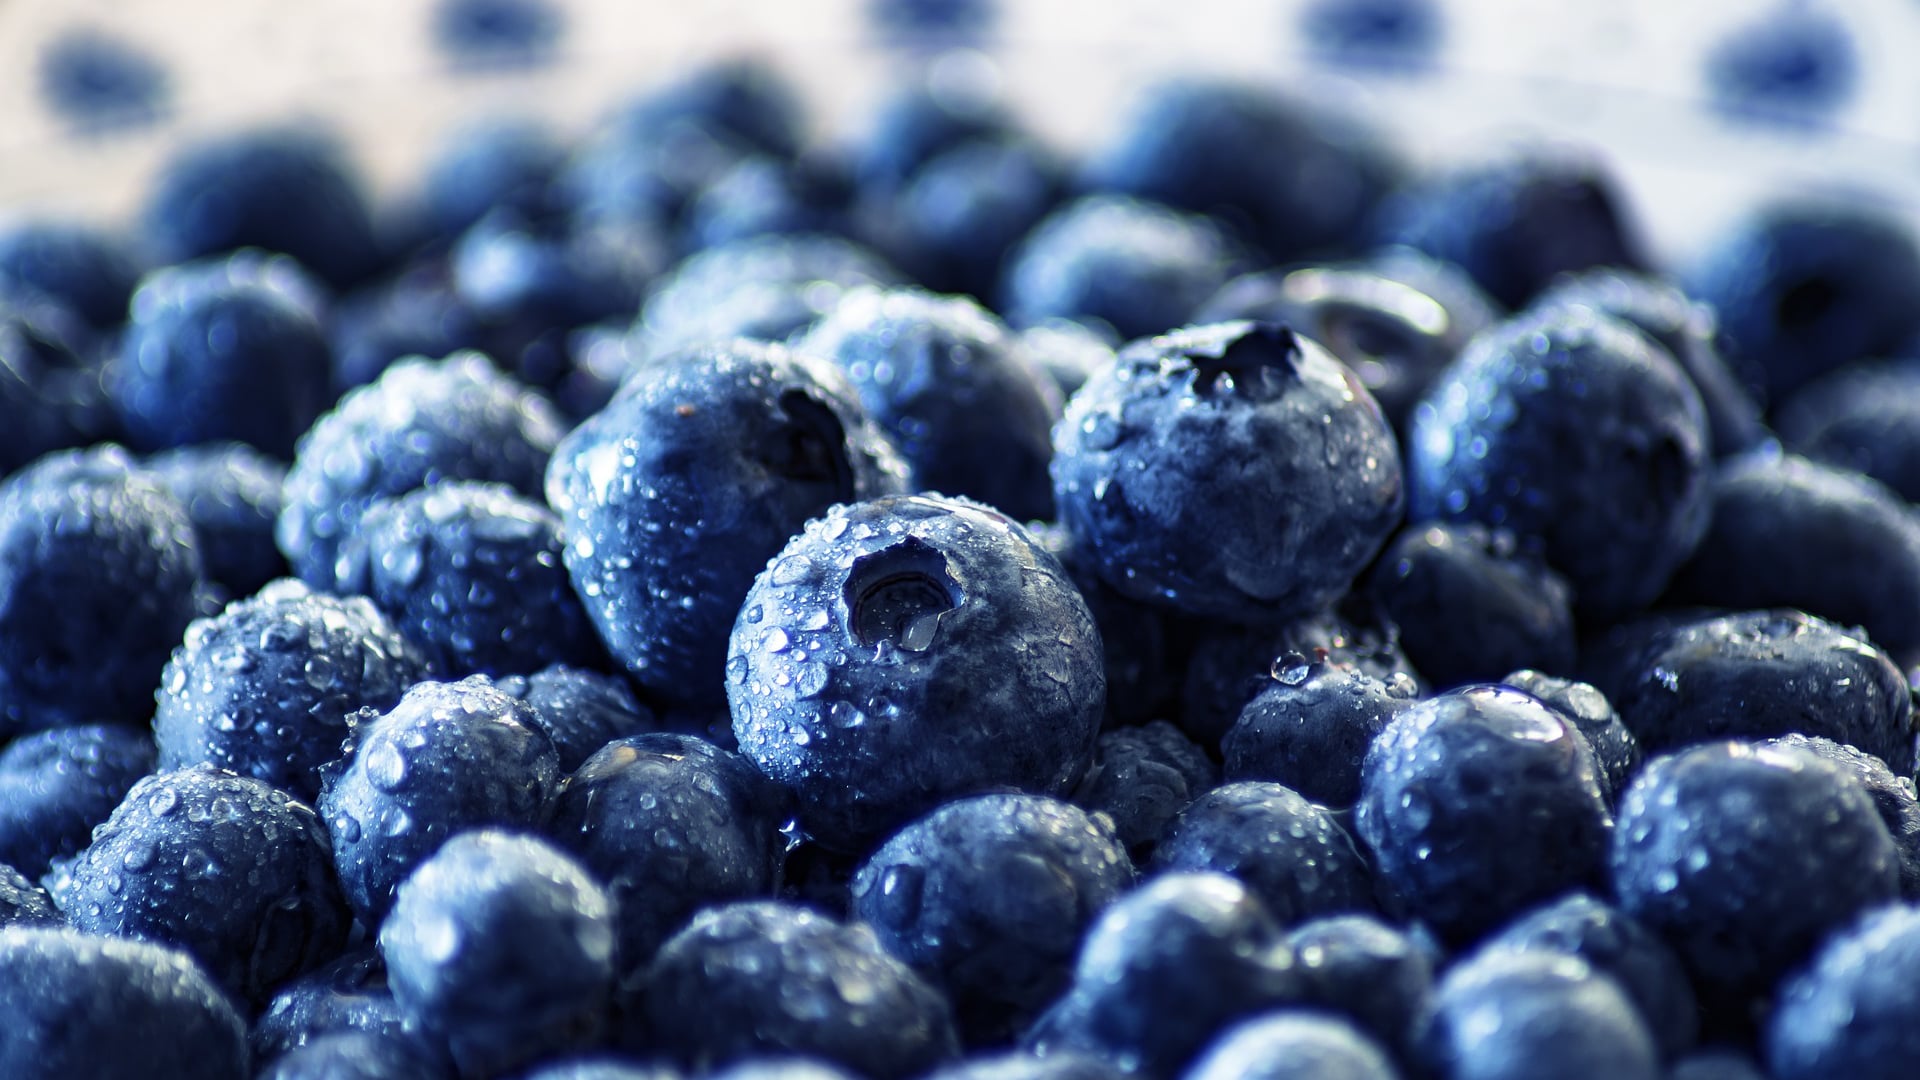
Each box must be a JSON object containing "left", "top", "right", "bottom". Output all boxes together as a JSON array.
[
  {"left": 1189, "top": 322, "right": 1302, "bottom": 396},
  {"left": 768, "top": 389, "right": 856, "bottom": 503},
  {"left": 1317, "top": 305, "right": 1419, "bottom": 368},
  {"left": 845, "top": 535, "right": 963, "bottom": 652},
  {"left": 1776, "top": 274, "right": 1838, "bottom": 331}
]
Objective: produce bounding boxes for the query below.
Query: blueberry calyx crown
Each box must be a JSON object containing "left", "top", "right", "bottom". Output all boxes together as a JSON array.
[
  {"left": 1182, "top": 321, "right": 1302, "bottom": 398},
  {"left": 844, "top": 535, "right": 963, "bottom": 652},
  {"left": 765, "top": 388, "right": 856, "bottom": 503}
]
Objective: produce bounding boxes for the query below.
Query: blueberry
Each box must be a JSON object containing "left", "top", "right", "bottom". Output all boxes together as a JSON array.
[
  {"left": 1705, "top": 6, "right": 1858, "bottom": 123},
  {"left": 1071, "top": 720, "right": 1219, "bottom": 859},
  {"left": 550, "top": 339, "right": 909, "bottom": 707},
  {"left": 1481, "top": 892, "right": 1699, "bottom": 1058},
  {"left": 548, "top": 732, "right": 786, "bottom": 971},
  {"left": 142, "top": 127, "right": 381, "bottom": 291},
  {"left": 866, "top": 0, "right": 998, "bottom": 47},
  {"left": 1416, "top": 948, "right": 1660, "bottom": 1080},
  {"left": 1184, "top": 1013, "right": 1399, "bottom": 1080},
  {"left": 922, "top": 1051, "right": 1126, "bottom": 1080},
  {"left": 318, "top": 675, "right": 561, "bottom": 926},
  {"left": 381, "top": 830, "right": 615, "bottom": 1076},
  {"left": 50, "top": 764, "right": 348, "bottom": 1003},
  {"left": 153, "top": 579, "right": 430, "bottom": 802},
  {"left": 1152, "top": 781, "right": 1375, "bottom": 923},
  {"left": 796, "top": 287, "right": 1059, "bottom": 520},
  {"left": 1196, "top": 262, "right": 1486, "bottom": 433},
  {"left": 494, "top": 664, "right": 661, "bottom": 772},
  {"left": 1765, "top": 733, "right": 1920, "bottom": 899},
  {"left": 1019, "top": 320, "right": 1117, "bottom": 403},
  {"left": 145, "top": 442, "right": 290, "bottom": 599},
  {"left": 259, "top": 1030, "right": 452, "bottom": 1080},
  {"left": 0, "top": 219, "right": 141, "bottom": 330},
  {"left": 1299, "top": 0, "right": 1444, "bottom": 73},
  {"left": 1054, "top": 321, "right": 1404, "bottom": 624},
  {"left": 1221, "top": 657, "right": 1415, "bottom": 809},
  {"left": 1775, "top": 362, "right": 1920, "bottom": 502},
  {"left": 1364, "top": 522, "right": 1576, "bottom": 689},
  {"left": 1529, "top": 269, "right": 1767, "bottom": 458},
  {"left": 451, "top": 208, "right": 659, "bottom": 332},
  {"left": 1025, "top": 873, "right": 1308, "bottom": 1077},
  {"left": 251, "top": 948, "right": 413, "bottom": 1064},
  {"left": 1000, "top": 195, "right": 1241, "bottom": 340},
  {"left": 682, "top": 153, "right": 849, "bottom": 255},
  {"left": 643, "top": 900, "right": 959, "bottom": 1076},
  {"left": 277, "top": 352, "right": 566, "bottom": 593},
  {"left": 614, "top": 58, "right": 804, "bottom": 162},
  {"left": 851, "top": 793, "right": 1133, "bottom": 1040},
  {"left": 629, "top": 234, "right": 900, "bottom": 367},
  {"left": 1686, "top": 199, "right": 1920, "bottom": 401},
  {"left": 1603, "top": 609, "right": 1914, "bottom": 772},
  {"left": 1497, "top": 670, "right": 1638, "bottom": 802},
  {"left": 327, "top": 262, "right": 485, "bottom": 393},
  {"left": 0, "top": 723, "right": 156, "bottom": 878},
  {"left": 1285, "top": 914, "right": 1436, "bottom": 1062},
  {"left": 866, "top": 135, "right": 1063, "bottom": 301},
  {"left": 1355, "top": 685, "right": 1612, "bottom": 945},
  {"left": 560, "top": 114, "right": 752, "bottom": 239},
  {"left": 409, "top": 117, "right": 566, "bottom": 247},
  {"left": 520, "top": 1061, "right": 681, "bottom": 1080},
  {"left": 1082, "top": 79, "right": 1400, "bottom": 262},
  {"left": 1029, "top": 523, "right": 1172, "bottom": 727},
  {"left": 0, "top": 926, "right": 249, "bottom": 1080},
  {"left": 711, "top": 1062, "right": 859, "bottom": 1080},
  {"left": 1371, "top": 147, "right": 1645, "bottom": 309},
  {"left": 1609, "top": 741, "right": 1898, "bottom": 1005},
  {"left": 728, "top": 494, "right": 1104, "bottom": 852},
  {"left": 0, "top": 445, "right": 205, "bottom": 733},
  {"left": 1669, "top": 1049, "right": 1768, "bottom": 1080},
  {"left": 34, "top": 26, "right": 171, "bottom": 131},
  {"left": 851, "top": 75, "right": 1012, "bottom": 195},
  {"left": 0, "top": 294, "right": 116, "bottom": 473},
  {"left": 1408, "top": 307, "right": 1711, "bottom": 620},
  {"left": 1666, "top": 454, "right": 1920, "bottom": 666},
  {"left": 429, "top": 0, "right": 564, "bottom": 69},
  {"left": 114, "top": 250, "right": 333, "bottom": 458},
  {"left": 1765, "top": 903, "right": 1920, "bottom": 1080},
  {"left": 354, "top": 481, "right": 603, "bottom": 677},
  {"left": 0, "top": 863, "right": 58, "bottom": 926}
]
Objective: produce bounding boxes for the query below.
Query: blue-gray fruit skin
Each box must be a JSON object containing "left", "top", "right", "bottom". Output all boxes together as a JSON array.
[
  {"left": 1356, "top": 685, "right": 1613, "bottom": 946},
  {"left": 250, "top": 948, "right": 415, "bottom": 1065},
  {"left": 1151, "top": 781, "right": 1375, "bottom": 924},
  {"left": 1072, "top": 720, "right": 1218, "bottom": 860},
  {"left": 548, "top": 733, "right": 787, "bottom": 973},
  {"left": 549, "top": 339, "right": 909, "bottom": 709},
  {"left": 154, "top": 579, "right": 430, "bottom": 803},
  {"left": 1766, "top": 903, "right": 1920, "bottom": 1080},
  {"left": 1285, "top": 914, "right": 1436, "bottom": 1063},
  {"left": 1224, "top": 654, "right": 1417, "bottom": 809},
  {"left": 728, "top": 494, "right": 1104, "bottom": 853},
  {"left": 1481, "top": 892, "right": 1699, "bottom": 1059},
  {"left": 114, "top": 251, "right": 333, "bottom": 460},
  {"left": 1030, "top": 521, "right": 1171, "bottom": 729},
  {"left": 1408, "top": 307, "right": 1710, "bottom": 621},
  {"left": 1687, "top": 199, "right": 1920, "bottom": 403},
  {"left": 494, "top": 664, "right": 661, "bottom": 773},
  {"left": 318, "top": 675, "right": 561, "bottom": 927},
  {"left": 867, "top": 136, "right": 1064, "bottom": 303},
  {"left": 851, "top": 794, "right": 1133, "bottom": 1042},
  {"left": 1609, "top": 741, "right": 1899, "bottom": 1009},
  {"left": 1416, "top": 949, "right": 1660, "bottom": 1080},
  {"left": 1365, "top": 523, "right": 1575, "bottom": 690},
  {"left": 146, "top": 442, "right": 289, "bottom": 599},
  {"left": 1054, "top": 321, "right": 1403, "bottom": 625},
  {"left": 1000, "top": 195, "right": 1240, "bottom": 341},
  {"left": 1766, "top": 733, "right": 1920, "bottom": 899},
  {"left": 1184, "top": 1013, "right": 1399, "bottom": 1080},
  {"left": 643, "top": 901, "right": 960, "bottom": 1078},
  {"left": 1667, "top": 454, "right": 1920, "bottom": 668},
  {"left": 0, "top": 445, "right": 206, "bottom": 734},
  {"left": 354, "top": 481, "right": 604, "bottom": 678},
  {"left": 1603, "top": 609, "right": 1916, "bottom": 774},
  {"left": 1023, "top": 873, "right": 1308, "bottom": 1078},
  {"left": 796, "top": 287, "right": 1060, "bottom": 522},
  {"left": 0, "top": 863, "right": 58, "bottom": 926},
  {"left": 1777, "top": 362, "right": 1920, "bottom": 503},
  {"left": 921, "top": 1051, "right": 1128, "bottom": 1080},
  {"left": 258, "top": 1030, "right": 452, "bottom": 1080},
  {"left": 380, "top": 830, "right": 616, "bottom": 1078},
  {"left": 0, "top": 724, "right": 155, "bottom": 877},
  {"left": 1498, "top": 670, "right": 1638, "bottom": 804},
  {"left": 277, "top": 352, "right": 567, "bottom": 594},
  {"left": 1670, "top": 1050, "right": 1768, "bottom": 1080},
  {"left": 0, "top": 926, "right": 250, "bottom": 1080},
  {"left": 1529, "top": 268, "right": 1767, "bottom": 459},
  {"left": 49, "top": 764, "right": 349, "bottom": 1004},
  {"left": 0, "top": 219, "right": 142, "bottom": 331}
]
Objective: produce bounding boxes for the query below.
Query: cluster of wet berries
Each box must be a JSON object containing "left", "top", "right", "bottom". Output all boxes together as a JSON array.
[{"left": 4, "top": 47, "right": 1920, "bottom": 1080}]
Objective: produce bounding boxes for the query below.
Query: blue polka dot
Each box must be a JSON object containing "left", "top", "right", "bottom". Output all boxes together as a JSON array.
[
  {"left": 1299, "top": 0, "right": 1444, "bottom": 73},
  {"left": 36, "top": 27, "right": 171, "bottom": 132},
  {"left": 431, "top": 0, "right": 567, "bottom": 69},
  {"left": 1705, "top": 6, "right": 1858, "bottom": 124}
]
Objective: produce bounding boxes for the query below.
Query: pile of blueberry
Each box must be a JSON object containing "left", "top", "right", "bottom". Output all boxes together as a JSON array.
[{"left": 6, "top": 49, "right": 1920, "bottom": 1080}]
